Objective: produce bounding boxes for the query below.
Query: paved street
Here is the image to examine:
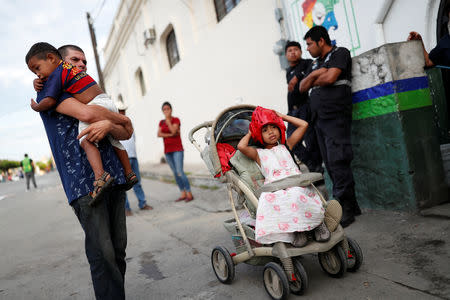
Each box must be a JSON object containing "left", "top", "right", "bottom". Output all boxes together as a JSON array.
[{"left": 0, "top": 172, "right": 449, "bottom": 300}]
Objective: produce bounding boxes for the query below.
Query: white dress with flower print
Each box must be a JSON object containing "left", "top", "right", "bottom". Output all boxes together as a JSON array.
[{"left": 255, "top": 144, "right": 324, "bottom": 244}]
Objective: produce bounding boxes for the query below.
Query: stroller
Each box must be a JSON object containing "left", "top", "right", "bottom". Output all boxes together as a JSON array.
[{"left": 189, "top": 105, "right": 363, "bottom": 299}]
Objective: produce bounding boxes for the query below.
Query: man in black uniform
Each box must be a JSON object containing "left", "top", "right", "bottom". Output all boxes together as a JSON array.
[
  {"left": 300, "top": 26, "right": 361, "bottom": 227},
  {"left": 284, "top": 41, "right": 322, "bottom": 172}
]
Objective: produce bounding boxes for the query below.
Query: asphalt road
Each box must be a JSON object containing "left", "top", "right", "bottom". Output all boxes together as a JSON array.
[{"left": 0, "top": 172, "right": 448, "bottom": 299}]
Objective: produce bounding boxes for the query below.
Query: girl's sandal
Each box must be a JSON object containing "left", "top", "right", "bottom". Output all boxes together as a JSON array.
[
  {"left": 88, "top": 172, "right": 115, "bottom": 207},
  {"left": 124, "top": 172, "right": 138, "bottom": 191}
]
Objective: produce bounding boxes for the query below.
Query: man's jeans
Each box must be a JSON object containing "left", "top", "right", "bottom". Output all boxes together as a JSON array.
[
  {"left": 71, "top": 187, "right": 127, "bottom": 300},
  {"left": 165, "top": 151, "right": 191, "bottom": 192},
  {"left": 125, "top": 157, "right": 147, "bottom": 210}
]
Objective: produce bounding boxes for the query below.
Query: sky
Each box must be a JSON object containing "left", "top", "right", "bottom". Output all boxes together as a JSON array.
[{"left": 0, "top": 0, "right": 121, "bottom": 161}]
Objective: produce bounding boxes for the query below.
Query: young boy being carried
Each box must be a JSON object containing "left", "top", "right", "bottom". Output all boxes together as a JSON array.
[{"left": 26, "top": 42, "right": 137, "bottom": 205}]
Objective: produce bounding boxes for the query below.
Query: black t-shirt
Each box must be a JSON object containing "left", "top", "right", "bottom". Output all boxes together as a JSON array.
[
  {"left": 286, "top": 58, "right": 312, "bottom": 112},
  {"left": 308, "top": 46, "right": 353, "bottom": 119},
  {"left": 429, "top": 34, "right": 450, "bottom": 67}
]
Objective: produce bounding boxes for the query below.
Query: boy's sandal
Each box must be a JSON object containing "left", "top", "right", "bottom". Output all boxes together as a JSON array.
[
  {"left": 123, "top": 172, "right": 139, "bottom": 191},
  {"left": 88, "top": 172, "right": 115, "bottom": 207}
]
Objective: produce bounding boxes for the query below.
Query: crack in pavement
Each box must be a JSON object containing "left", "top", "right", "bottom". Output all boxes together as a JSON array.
[{"left": 366, "top": 270, "right": 449, "bottom": 300}]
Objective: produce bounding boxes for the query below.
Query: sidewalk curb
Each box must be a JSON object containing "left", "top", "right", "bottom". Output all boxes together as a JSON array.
[
  {"left": 420, "top": 202, "right": 450, "bottom": 219},
  {"left": 141, "top": 170, "right": 224, "bottom": 189}
]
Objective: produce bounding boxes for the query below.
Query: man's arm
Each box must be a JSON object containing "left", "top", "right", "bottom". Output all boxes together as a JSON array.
[
  {"left": 77, "top": 120, "right": 131, "bottom": 143},
  {"left": 306, "top": 48, "right": 349, "bottom": 88},
  {"left": 299, "top": 68, "right": 327, "bottom": 93},
  {"left": 312, "top": 68, "right": 342, "bottom": 86},
  {"left": 288, "top": 76, "right": 298, "bottom": 92},
  {"left": 30, "top": 97, "right": 57, "bottom": 112},
  {"left": 55, "top": 98, "right": 133, "bottom": 138}
]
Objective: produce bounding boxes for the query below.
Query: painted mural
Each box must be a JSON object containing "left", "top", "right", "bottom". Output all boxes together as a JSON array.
[{"left": 284, "top": 0, "right": 361, "bottom": 56}]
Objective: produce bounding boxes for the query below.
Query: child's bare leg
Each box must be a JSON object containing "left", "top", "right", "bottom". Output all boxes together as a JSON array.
[
  {"left": 80, "top": 139, "right": 104, "bottom": 179},
  {"left": 113, "top": 147, "right": 133, "bottom": 176}
]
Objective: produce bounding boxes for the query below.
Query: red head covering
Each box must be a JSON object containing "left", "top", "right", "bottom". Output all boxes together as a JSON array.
[{"left": 249, "top": 106, "right": 286, "bottom": 144}]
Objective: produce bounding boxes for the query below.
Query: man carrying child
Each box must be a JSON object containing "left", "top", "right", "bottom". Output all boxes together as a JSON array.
[
  {"left": 27, "top": 43, "right": 130, "bottom": 300},
  {"left": 27, "top": 42, "right": 137, "bottom": 204}
]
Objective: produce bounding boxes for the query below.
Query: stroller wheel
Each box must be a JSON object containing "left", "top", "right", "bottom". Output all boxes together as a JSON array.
[
  {"left": 347, "top": 238, "right": 363, "bottom": 272},
  {"left": 289, "top": 258, "right": 308, "bottom": 295},
  {"left": 263, "top": 262, "right": 290, "bottom": 300},
  {"left": 211, "top": 246, "right": 235, "bottom": 284},
  {"left": 318, "top": 244, "right": 347, "bottom": 278}
]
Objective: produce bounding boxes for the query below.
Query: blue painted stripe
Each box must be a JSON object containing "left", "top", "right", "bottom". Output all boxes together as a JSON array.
[{"left": 352, "top": 76, "right": 429, "bottom": 104}]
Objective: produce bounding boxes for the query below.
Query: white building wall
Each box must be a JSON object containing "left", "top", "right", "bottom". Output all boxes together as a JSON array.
[{"left": 104, "top": 0, "right": 287, "bottom": 165}]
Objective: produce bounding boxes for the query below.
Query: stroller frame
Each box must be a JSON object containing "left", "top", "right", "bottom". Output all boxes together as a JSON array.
[{"left": 189, "top": 105, "right": 362, "bottom": 299}]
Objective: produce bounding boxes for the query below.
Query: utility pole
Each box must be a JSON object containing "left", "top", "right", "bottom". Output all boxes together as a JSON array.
[{"left": 86, "top": 12, "right": 105, "bottom": 91}]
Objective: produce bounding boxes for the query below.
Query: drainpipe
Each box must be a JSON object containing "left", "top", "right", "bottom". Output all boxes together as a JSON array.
[
  {"left": 273, "top": 0, "right": 289, "bottom": 69},
  {"left": 374, "top": 0, "right": 394, "bottom": 46}
]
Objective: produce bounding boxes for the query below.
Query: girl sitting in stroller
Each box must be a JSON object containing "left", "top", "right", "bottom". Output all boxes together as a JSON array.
[{"left": 237, "top": 106, "right": 330, "bottom": 247}]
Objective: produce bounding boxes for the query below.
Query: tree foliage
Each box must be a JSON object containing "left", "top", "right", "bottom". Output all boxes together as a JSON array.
[
  {"left": 36, "top": 161, "right": 47, "bottom": 171},
  {"left": 0, "top": 160, "right": 20, "bottom": 171}
]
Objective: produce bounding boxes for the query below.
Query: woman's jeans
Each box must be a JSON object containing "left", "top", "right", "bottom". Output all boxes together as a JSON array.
[{"left": 165, "top": 151, "right": 191, "bottom": 192}]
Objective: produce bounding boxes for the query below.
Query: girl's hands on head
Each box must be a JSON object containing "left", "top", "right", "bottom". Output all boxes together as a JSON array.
[
  {"left": 273, "top": 110, "right": 287, "bottom": 121},
  {"left": 273, "top": 110, "right": 282, "bottom": 117},
  {"left": 238, "top": 130, "right": 259, "bottom": 164}
]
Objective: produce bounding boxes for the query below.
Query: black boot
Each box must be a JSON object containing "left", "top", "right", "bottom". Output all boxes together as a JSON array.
[
  {"left": 353, "top": 202, "right": 362, "bottom": 216},
  {"left": 340, "top": 209, "right": 355, "bottom": 228},
  {"left": 337, "top": 198, "right": 355, "bottom": 228}
]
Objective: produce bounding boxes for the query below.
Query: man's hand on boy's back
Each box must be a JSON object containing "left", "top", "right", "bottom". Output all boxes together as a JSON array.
[{"left": 77, "top": 120, "right": 132, "bottom": 143}]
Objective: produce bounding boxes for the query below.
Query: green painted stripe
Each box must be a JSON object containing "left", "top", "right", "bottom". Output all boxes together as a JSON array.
[
  {"left": 352, "top": 94, "right": 396, "bottom": 120},
  {"left": 352, "top": 88, "right": 432, "bottom": 120},
  {"left": 397, "top": 88, "right": 432, "bottom": 111}
]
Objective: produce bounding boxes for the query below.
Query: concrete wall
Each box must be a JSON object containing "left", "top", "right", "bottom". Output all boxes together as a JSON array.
[{"left": 350, "top": 41, "right": 447, "bottom": 210}]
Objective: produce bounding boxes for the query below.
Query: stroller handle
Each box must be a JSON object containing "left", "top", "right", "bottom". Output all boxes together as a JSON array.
[{"left": 188, "top": 121, "right": 213, "bottom": 152}]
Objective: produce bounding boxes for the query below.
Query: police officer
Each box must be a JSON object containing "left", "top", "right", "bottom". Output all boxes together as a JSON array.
[
  {"left": 300, "top": 26, "right": 361, "bottom": 227},
  {"left": 284, "top": 41, "right": 322, "bottom": 173}
]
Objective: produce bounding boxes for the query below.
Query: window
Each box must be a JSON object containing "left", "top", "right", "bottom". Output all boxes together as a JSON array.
[
  {"left": 136, "top": 68, "right": 146, "bottom": 96},
  {"left": 166, "top": 30, "right": 180, "bottom": 68},
  {"left": 214, "top": 0, "right": 241, "bottom": 22}
]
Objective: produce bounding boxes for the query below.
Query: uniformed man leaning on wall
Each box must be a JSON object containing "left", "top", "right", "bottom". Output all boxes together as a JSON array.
[{"left": 299, "top": 26, "right": 361, "bottom": 228}]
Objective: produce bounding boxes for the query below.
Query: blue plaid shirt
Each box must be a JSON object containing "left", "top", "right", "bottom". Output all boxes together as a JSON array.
[{"left": 37, "top": 92, "right": 125, "bottom": 204}]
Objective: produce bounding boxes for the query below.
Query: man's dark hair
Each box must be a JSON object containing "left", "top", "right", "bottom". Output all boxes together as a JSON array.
[
  {"left": 25, "top": 42, "right": 61, "bottom": 64},
  {"left": 304, "top": 26, "right": 331, "bottom": 46},
  {"left": 161, "top": 101, "right": 172, "bottom": 109},
  {"left": 58, "top": 45, "right": 84, "bottom": 59},
  {"left": 285, "top": 41, "right": 301, "bottom": 53},
  {"left": 24, "top": 154, "right": 28, "bottom": 157}
]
